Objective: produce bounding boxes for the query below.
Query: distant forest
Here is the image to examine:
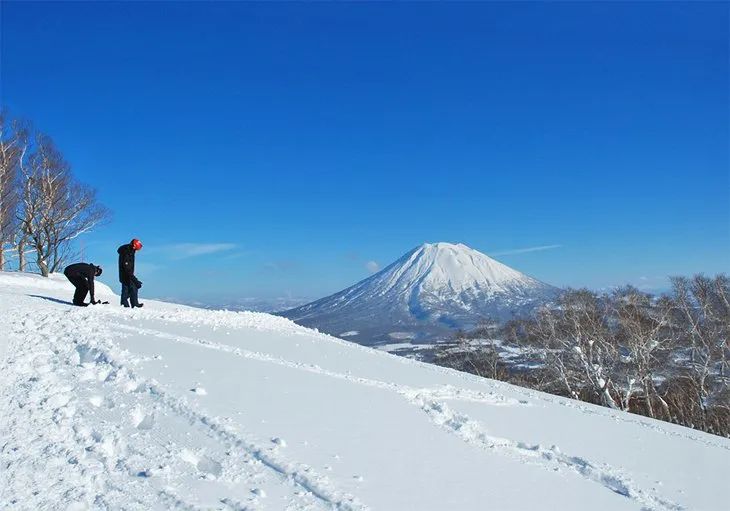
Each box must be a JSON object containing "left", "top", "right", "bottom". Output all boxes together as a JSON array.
[{"left": 436, "top": 275, "right": 730, "bottom": 437}]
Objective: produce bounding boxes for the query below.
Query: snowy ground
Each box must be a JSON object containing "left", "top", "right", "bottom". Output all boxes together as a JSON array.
[{"left": 1, "top": 272, "right": 728, "bottom": 510}]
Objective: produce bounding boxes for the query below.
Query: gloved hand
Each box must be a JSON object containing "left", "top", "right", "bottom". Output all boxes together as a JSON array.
[{"left": 135, "top": 280, "right": 143, "bottom": 289}]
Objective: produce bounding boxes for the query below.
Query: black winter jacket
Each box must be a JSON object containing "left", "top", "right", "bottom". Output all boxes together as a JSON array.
[
  {"left": 64, "top": 263, "right": 98, "bottom": 302},
  {"left": 117, "top": 243, "right": 138, "bottom": 285}
]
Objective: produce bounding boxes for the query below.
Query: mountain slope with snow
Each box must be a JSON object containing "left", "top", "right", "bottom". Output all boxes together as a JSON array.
[
  {"left": 1, "top": 272, "right": 727, "bottom": 511},
  {"left": 282, "top": 242, "right": 558, "bottom": 344}
]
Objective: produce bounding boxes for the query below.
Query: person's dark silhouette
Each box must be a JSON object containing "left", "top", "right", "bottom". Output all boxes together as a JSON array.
[
  {"left": 118, "top": 238, "right": 144, "bottom": 308},
  {"left": 63, "top": 263, "right": 103, "bottom": 306}
]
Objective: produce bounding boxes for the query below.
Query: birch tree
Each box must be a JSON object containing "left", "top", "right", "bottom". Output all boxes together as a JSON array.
[
  {"left": 611, "top": 287, "right": 673, "bottom": 417},
  {"left": 529, "top": 290, "right": 622, "bottom": 409},
  {"left": 18, "top": 132, "right": 109, "bottom": 276},
  {"left": 0, "top": 111, "right": 22, "bottom": 269},
  {"left": 667, "top": 275, "right": 730, "bottom": 430}
]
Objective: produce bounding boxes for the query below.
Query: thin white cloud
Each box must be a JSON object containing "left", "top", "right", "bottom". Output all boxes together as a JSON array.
[
  {"left": 365, "top": 260, "right": 380, "bottom": 273},
  {"left": 490, "top": 244, "right": 562, "bottom": 256},
  {"left": 167, "top": 243, "right": 237, "bottom": 259}
]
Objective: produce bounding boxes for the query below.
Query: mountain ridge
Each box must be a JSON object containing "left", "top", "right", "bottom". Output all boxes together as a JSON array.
[{"left": 281, "top": 242, "right": 559, "bottom": 344}]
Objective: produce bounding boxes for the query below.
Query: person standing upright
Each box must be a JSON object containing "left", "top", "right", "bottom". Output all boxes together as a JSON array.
[{"left": 118, "top": 238, "right": 144, "bottom": 308}]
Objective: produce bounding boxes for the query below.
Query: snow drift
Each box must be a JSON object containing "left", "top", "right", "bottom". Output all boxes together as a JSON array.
[
  {"left": 1, "top": 271, "right": 727, "bottom": 510},
  {"left": 281, "top": 242, "right": 559, "bottom": 344}
]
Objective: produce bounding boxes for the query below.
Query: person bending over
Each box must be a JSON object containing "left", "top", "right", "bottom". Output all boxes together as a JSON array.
[
  {"left": 63, "top": 263, "right": 103, "bottom": 306},
  {"left": 118, "top": 238, "right": 144, "bottom": 308}
]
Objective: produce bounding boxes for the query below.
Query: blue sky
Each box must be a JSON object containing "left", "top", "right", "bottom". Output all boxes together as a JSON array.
[{"left": 2, "top": 1, "right": 728, "bottom": 301}]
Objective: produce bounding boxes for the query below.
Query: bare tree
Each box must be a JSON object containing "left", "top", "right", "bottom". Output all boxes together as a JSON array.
[
  {"left": 10, "top": 118, "right": 34, "bottom": 272},
  {"left": 17, "top": 132, "right": 110, "bottom": 276},
  {"left": 0, "top": 111, "right": 22, "bottom": 269},
  {"left": 610, "top": 286, "right": 673, "bottom": 417},
  {"left": 666, "top": 275, "right": 730, "bottom": 430},
  {"left": 434, "top": 329, "right": 508, "bottom": 381},
  {"left": 529, "top": 290, "right": 622, "bottom": 409}
]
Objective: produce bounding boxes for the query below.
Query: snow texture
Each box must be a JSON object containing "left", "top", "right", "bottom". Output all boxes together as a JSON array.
[
  {"left": 281, "top": 242, "right": 559, "bottom": 344},
  {"left": 1, "top": 271, "right": 727, "bottom": 510}
]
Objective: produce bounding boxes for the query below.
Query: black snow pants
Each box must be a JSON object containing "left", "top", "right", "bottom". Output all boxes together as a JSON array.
[
  {"left": 120, "top": 282, "right": 140, "bottom": 308},
  {"left": 65, "top": 274, "right": 90, "bottom": 306}
]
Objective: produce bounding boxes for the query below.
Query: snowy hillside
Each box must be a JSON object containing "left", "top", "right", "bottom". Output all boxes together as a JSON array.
[
  {"left": 282, "top": 242, "right": 558, "bottom": 344},
  {"left": 1, "top": 271, "right": 728, "bottom": 511}
]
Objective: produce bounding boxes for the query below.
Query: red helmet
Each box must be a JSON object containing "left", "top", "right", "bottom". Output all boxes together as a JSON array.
[{"left": 131, "top": 238, "right": 143, "bottom": 251}]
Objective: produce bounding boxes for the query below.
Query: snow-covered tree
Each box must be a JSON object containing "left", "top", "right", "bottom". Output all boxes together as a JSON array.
[
  {"left": 665, "top": 275, "right": 730, "bottom": 431},
  {"left": 528, "top": 290, "right": 621, "bottom": 409},
  {"left": 610, "top": 286, "right": 674, "bottom": 417}
]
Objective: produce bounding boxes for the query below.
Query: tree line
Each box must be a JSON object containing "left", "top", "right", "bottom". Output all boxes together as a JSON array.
[
  {"left": 0, "top": 110, "right": 109, "bottom": 276},
  {"left": 436, "top": 275, "right": 730, "bottom": 437}
]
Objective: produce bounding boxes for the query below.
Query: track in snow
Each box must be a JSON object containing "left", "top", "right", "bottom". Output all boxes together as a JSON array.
[
  {"left": 5, "top": 286, "right": 726, "bottom": 510},
  {"left": 1, "top": 307, "right": 361, "bottom": 511},
  {"left": 106, "top": 320, "right": 682, "bottom": 511}
]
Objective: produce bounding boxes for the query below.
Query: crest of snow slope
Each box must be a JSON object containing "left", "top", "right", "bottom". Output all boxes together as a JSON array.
[
  {"left": 1, "top": 271, "right": 728, "bottom": 511},
  {"left": 282, "top": 242, "right": 559, "bottom": 343}
]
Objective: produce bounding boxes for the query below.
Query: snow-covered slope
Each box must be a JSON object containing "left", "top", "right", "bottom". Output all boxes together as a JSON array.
[
  {"left": 1, "top": 271, "right": 727, "bottom": 511},
  {"left": 282, "top": 242, "right": 558, "bottom": 344}
]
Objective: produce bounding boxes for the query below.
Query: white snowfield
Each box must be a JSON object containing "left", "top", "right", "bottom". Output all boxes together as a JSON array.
[{"left": 1, "top": 272, "right": 727, "bottom": 511}]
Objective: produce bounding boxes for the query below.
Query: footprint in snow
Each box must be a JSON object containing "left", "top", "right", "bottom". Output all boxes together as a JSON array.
[
  {"left": 251, "top": 488, "right": 266, "bottom": 498},
  {"left": 190, "top": 387, "right": 207, "bottom": 395},
  {"left": 271, "top": 437, "right": 286, "bottom": 447},
  {"left": 45, "top": 393, "right": 71, "bottom": 409},
  {"left": 179, "top": 449, "right": 221, "bottom": 477},
  {"left": 196, "top": 456, "right": 222, "bottom": 477},
  {"left": 122, "top": 378, "right": 145, "bottom": 393},
  {"left": 179, "top": 448, "right": 198, "bottom": 465},
  {"left": 131, "top": 407, "right": 155, "bottom": 430}
]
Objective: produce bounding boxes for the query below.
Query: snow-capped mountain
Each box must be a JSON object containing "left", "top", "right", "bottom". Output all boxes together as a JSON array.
[{"left": 281, "top": 242, "right": 559, "bottom": 344}]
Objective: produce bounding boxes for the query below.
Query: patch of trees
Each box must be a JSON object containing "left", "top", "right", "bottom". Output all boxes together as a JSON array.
[
  {"left": 0, "top": 110, "right": 109, "bottom": 275},
  {"left": 435, "top": 275, "right": 730, "bottom": 437}
]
